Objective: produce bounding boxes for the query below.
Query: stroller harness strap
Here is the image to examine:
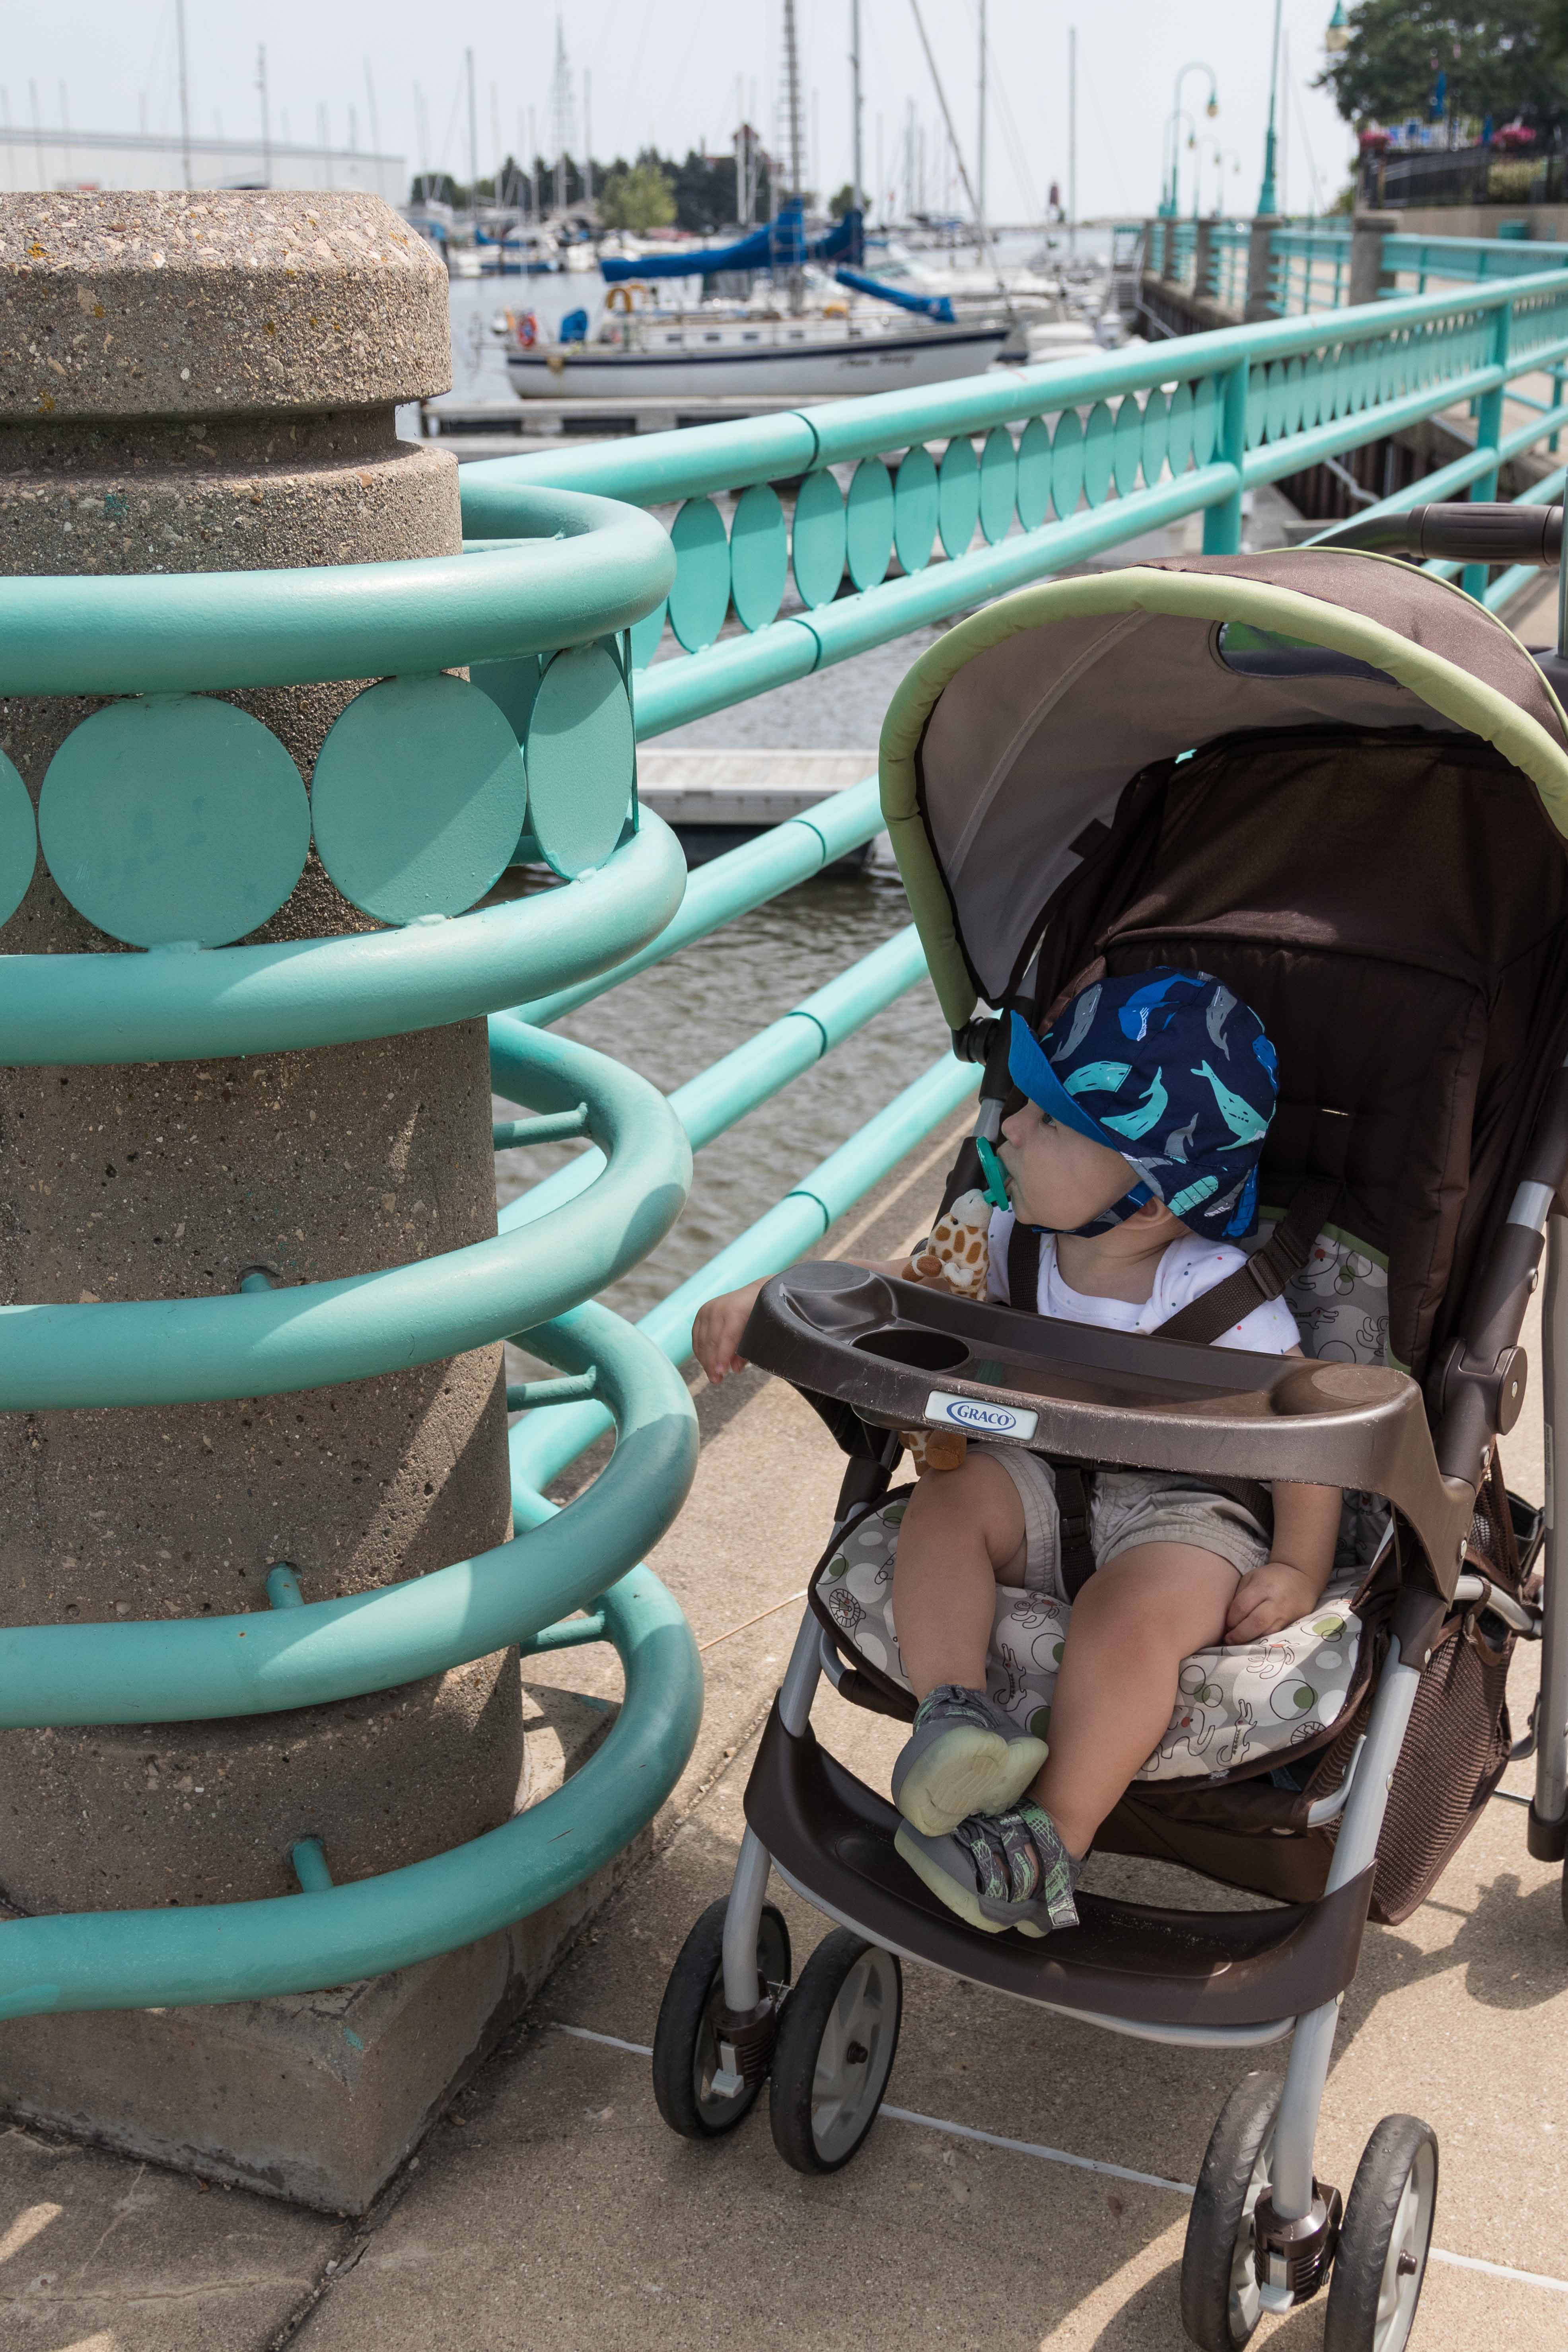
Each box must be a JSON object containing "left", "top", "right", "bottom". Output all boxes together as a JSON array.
[{"left": 1002, "top": 1177, "right": 1342, "bottom": 1586}]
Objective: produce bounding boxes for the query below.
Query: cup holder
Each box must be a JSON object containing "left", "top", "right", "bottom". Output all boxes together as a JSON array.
[{"left": 852, "top": 1327, "right": 971, "bottom": 1372}]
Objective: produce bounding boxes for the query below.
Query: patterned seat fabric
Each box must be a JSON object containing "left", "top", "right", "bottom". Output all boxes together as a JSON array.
[{"left": 819, "top": 1492, "right": 1372, "bottom": 1784}]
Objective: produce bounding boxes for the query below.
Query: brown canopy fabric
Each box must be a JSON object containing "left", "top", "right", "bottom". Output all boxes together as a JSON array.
[{"left": 881, "top": 549, "right": 1568, "bottom": 1026}]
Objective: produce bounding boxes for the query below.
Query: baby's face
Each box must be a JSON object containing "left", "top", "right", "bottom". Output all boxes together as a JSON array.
[{"left": 997, "top": 1098, "right": 1137, "bottom": 1232}]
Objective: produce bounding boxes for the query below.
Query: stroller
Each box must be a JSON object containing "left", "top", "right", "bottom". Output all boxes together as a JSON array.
[{"left": 651, "top": 513, "right": 1568, "bottom": 2352}]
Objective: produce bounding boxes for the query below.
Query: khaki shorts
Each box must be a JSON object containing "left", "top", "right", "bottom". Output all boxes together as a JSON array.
[{"left": 992, "top": 1450, "right": 1270, "bottom": 1603}]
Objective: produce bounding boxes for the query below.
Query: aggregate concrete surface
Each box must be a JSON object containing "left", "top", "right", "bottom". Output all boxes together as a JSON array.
[{"left": 4, "top": 1130, "right": 1566, "bottom": 2350}]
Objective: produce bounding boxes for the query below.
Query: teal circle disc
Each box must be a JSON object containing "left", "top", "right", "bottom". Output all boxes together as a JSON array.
[
  {"left": 729, "top": 482, "right": 788, "bottom": 631},
  {"left": 1015, "top": 416, "right": 1052, "bottom": 529},
  {"left": 977, "top": 427, "right": 1017, "bottom": 544},
  {"left": 1082, "top": 402, "right": 1115, "bottom": 505},
  {"left": 629, "top": 595, "right": 668, "bottom": 669},
  {"left": 792, "top": 469, "right": 846, "bottom": 608},
  {"left": 1111, "top": 397, "right": 1143, "bottom": 496},
  {"left": 39, "top": 695, "right": 308, "bottom": 948},
  {"left": 311, "top": 673, "right": 527, "bottom": 924},
  {"left": 524, "top": 641, "right": 636, "bottom": 879},
  {"left": 1051, "top": 407, "right": 1085, "bottom": 517},
  {"left": 845, "top": 457, "right": 894, "bottom": 589},
  {"left": 938, "top": 434, "right": 979, "bottom": 558},
  {"left": 0, "top": 748, "right": 37, "bottom": 928},
  {"left": 893, "top": 444, "right": 939, "bottom": 571},
  {"left": 667, "top": 497, "right": 731, "bottom": 651}
]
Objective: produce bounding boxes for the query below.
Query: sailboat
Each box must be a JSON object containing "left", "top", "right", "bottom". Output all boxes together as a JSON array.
[
  {"left": 500, "top": 202, "right": 1007, "bottom": 399},
  {"left": 500, "top": 3, "right": 1009, "bottom": 402}
]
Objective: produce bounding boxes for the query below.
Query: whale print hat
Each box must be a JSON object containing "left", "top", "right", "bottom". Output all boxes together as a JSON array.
[{"left": 1006, "top": 967, "right": 1280, "bottom": 1240}]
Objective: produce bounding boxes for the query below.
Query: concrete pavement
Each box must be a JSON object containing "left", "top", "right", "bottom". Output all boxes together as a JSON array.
[{"left": 4, "top": 1119, "right": 1566, "bottom": 2350}]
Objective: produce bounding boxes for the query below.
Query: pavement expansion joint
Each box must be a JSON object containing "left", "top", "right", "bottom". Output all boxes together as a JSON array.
[{"left": 547, "top": 2019, "right": 1568, "bottom": 2299}]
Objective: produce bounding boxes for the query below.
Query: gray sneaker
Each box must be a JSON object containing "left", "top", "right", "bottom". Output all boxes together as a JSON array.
[
  {"left": 890, "top": 1684, "right": 1049, "bottom": 1837},
  {"left": 894, "top": 1802, "right": 1081, "bottom": 1939}
]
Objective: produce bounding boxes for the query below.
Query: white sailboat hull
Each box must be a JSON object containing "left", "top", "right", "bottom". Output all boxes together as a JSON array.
[{"left": 503, "top": 322, "right": 1008, "bottom": 401}]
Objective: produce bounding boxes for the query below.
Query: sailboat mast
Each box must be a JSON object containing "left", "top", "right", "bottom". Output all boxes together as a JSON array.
[
  {"left": 783, "top": 0, "right": 803, "bottom": 197},
  {"left": 1068, "top": 25, "right": 1077, "bottom": 256},
  {"left": 850, "top": 0, "right": 864, "bottom": 218},
  {"left": 977, "top": 0, "right": 986, "bottom": 239}
]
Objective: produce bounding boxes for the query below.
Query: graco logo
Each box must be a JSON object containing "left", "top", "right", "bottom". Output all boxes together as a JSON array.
[{"left": 924, "top": 1390, "right": 1039, "bottom": 1442}]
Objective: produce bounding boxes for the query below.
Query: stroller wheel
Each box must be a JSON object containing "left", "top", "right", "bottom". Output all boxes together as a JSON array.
[
  {"left": 1180, "top": 2070, "right": 1284, "bottom": 2350},
  {"left": 768, "top": 1928, "right": 902, "bottom": 2176},
  {"left": 651, "top": 1895, "right": 792, "bottom": 2142},
  {"left": 1323, "top": 2115, "right": 1439, "bottom": 2352}
]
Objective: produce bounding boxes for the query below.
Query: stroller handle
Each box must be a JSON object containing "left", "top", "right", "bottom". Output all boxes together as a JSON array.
[{"left": 1317, "top": 500, "right": 1562, "bottom": 568}]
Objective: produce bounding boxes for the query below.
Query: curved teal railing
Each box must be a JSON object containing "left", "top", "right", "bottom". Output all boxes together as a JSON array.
[{"left": 0, "top": 484, "right": 707, "bottom": 2018}]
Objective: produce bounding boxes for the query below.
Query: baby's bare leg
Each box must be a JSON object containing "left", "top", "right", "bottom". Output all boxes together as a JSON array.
[
  {"left": 1031, "top": 1544, "right": 1237, "bottom": 1858},
  {"left": 890, "top": 1452, "right": 1026, "bottom": 1700}
]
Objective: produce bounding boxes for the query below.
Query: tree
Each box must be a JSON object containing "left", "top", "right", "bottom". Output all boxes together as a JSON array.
[
  {"left": 1320, "top": 2, "right": 1568, "bottom": 138},
  {"left": 827, "top": 182, "right": 857, "bottom": 218},
  {"left": 598, "top": 160, "right": 677, "bottom": 233}
]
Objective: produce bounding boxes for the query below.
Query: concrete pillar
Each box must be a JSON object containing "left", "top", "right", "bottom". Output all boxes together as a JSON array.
[
  {"left": 1350, "top": 209, "right": 1400, "bottom": 307},
  {"left": 0, "top": 194, "right": 525, "bottom": 2206},
  {"left": 1245, "top": 213, "right": 1282, "bottom": 323}
]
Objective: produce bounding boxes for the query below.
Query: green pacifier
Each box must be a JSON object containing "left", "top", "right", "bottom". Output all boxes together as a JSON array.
[{"left": 975, "top": 1135, "right": 1011, "bottom": 1211}]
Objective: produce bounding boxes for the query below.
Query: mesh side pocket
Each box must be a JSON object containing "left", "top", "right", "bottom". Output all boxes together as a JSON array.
[{"left": 1334, "top": 1451, "right": 1519, "bottom": 1926}]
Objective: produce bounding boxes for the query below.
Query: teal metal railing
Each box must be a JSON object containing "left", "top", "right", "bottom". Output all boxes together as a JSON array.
[
  {"left": 12, "top": 252, "right": 1568, "bottom": 2015},
  {"left": 0, "top": 487, "right": 710, "bottom": 2015}
]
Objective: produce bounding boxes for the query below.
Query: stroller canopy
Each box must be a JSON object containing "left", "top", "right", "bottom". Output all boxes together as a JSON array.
[{"left": 882, "top": 550, "right": 1568, "bottom": 1027}]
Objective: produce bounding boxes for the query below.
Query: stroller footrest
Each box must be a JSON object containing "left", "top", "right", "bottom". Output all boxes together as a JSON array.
[{"left": 743, "top": 1700, "right": 1373, "bottom": 2031}]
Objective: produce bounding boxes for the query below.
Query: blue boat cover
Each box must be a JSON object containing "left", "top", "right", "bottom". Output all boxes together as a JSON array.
[
  {"left": 833, "top": 265, "right": 957, "bottom": 323},
  {"left": 600, "top": 202, "right": 863, "bottom": 282}
]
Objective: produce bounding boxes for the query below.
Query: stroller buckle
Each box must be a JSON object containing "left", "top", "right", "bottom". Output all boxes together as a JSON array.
[{"left": 1252, "top": 2182, "right": 1343, "bottom": 2303}]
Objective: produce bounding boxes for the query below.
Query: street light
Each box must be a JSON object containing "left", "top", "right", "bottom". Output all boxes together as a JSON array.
[
  {"left": 1325, "top": 2, "right": 1350, "bottom": 55},
  {"left": 1257, "top": 0, "right": 1285, "bottom": 216},
  {"left": 1195, "top": 136, "right": 1241, "bottom": 218},
  {"left": 1162, "top": 60, "right": 1218, "bottom": 215}
]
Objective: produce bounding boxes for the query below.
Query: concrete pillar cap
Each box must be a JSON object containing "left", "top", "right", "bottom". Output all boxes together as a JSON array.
[
  {"left": 1352, "top": 210, "right": 1402, "bottom": 232},
  {"left": 0, "top": 191, "right": 451, "bottom": 422}
]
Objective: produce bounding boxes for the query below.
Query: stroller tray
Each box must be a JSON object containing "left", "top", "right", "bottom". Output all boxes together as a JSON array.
[
  {"left": 745, "top": 1699, "right": 1375, "bottom": 2030},
  {"left": 744, "top": 1262, "right": 1472, "bottom": 1591}
]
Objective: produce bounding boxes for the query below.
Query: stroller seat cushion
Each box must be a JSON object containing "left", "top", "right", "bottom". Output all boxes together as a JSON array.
[{"left": 819, "top": 1492, "right": 1366, "bottom": 1784}]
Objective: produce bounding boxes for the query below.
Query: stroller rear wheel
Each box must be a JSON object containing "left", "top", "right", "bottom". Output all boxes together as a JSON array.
[
  {"left": 1180, "top": 2070, "right": 1283, "bottom": 2350},
  {"left": 768, "top": 1928, "right": 902, "bottom": 2175},
  {"left": 1323, "top": 2115, "right": 1438, "bottom": 2352},
  {"left": 651, "top": 1895, "right": 792, "bottom": 2140}
]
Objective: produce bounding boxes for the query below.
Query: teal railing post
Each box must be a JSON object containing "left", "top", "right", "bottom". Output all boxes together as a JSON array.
[
  {"left": 1553, "top": 362, "right": 1565, "bottom": 455},
  {"left": 1465, "top": 295, "right": 1514, "bottom": 598},
  {"left": 1203, "top": 360, "right": 1250, "bottom": 552}
]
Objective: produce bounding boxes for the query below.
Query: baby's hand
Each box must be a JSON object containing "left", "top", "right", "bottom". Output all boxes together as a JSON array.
[
  {"left": 691, "top": 1280, "right": 767, "bottom": 1384},
  {"left": 1224, "top": 1561, "right": 1321, "bottom": 1646}
]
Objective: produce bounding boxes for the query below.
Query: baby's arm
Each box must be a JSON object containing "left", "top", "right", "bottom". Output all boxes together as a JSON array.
[
  {"left": 691, "top": 1257, "right": 906, "bottom": 1383},
  {"left": 1224, "top": 1480, "right": 1341, "bottom": 1645}
]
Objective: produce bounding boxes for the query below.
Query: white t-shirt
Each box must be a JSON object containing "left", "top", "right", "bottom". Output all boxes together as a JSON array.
[{"left": 985, "top": 1208, "right": 1301, "bottom": 1356}]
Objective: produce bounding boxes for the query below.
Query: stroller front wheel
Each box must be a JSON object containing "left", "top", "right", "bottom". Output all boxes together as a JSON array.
[
  {"left": 769, "top": 1929, "right": 902, "bottom": 2175},
  {"left": 651, "top": 1895, "right": 792, "bottom": 2141},
  {"left": 1323, "top": 2115, "right": 1438, "bottom": 2352},
  {"left": 1180, "top": 2070, "right": 1284, "bottom": 2350}
]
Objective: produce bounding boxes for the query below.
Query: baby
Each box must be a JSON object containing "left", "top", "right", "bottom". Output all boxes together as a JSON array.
[{"left": 693, "top": 969, "right": 1340, "bottom": 1941}]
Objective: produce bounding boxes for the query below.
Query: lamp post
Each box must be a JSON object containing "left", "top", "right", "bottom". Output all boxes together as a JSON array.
[
  {"left": 1257, "top": 0, "right": 1286, "bottom": 215},
  {"left": 1195, "top": 136, "right": 1239, "bottom": 218},
  {"left": 1325, "top": 2, "right": 1349, "bottom": 55},
  {"left": 1161, "top": 61, "right": 1218, "bottom": 214}
]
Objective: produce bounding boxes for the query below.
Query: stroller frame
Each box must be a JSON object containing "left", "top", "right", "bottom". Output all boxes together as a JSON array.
[{"left": 653, "top": 512, "right": 1568, "bottom": 2348}]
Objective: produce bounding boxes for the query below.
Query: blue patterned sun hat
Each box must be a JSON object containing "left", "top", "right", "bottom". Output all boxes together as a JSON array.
[{"left": 1007, "top": 968, "right": 1279, "bottom": 1239}]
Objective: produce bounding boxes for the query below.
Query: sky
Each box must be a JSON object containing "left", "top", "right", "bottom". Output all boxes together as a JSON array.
[{"left": 1, "top": 0, "right": 1362, "bottom": 222}]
